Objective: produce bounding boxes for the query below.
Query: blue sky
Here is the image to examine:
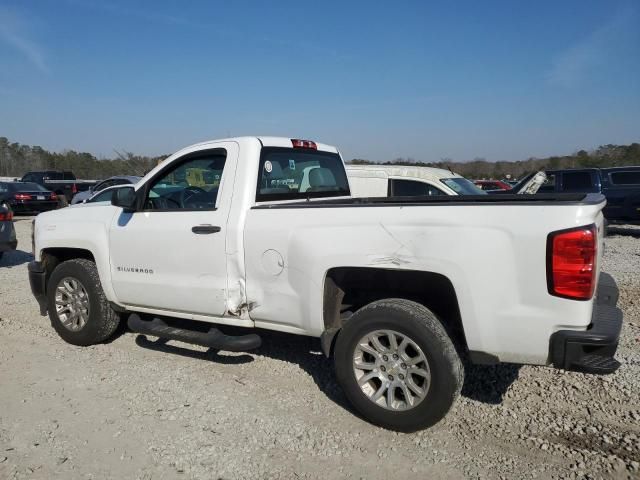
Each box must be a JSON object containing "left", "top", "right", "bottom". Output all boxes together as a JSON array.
[{"left": 0, "top": 0, "right": 638, "bottom": 162}]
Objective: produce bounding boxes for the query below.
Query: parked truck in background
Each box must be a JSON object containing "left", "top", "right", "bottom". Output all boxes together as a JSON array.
[
  {"left": 19, "top": 170, "right": 96, "bottom": 206},
  {"left": 511, "top": 167, "right": 640, "bottom": 222},
  {"left": 28, "top": 137, "right": 623, "bottom": 432}
]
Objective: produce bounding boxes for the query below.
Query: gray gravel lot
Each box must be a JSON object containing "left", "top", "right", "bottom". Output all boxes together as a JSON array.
[{"left": 1, "top": 216, "right": 639, "bottom": 479}]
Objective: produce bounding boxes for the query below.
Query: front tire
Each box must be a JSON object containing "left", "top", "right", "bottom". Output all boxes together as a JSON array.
[
  {"left": 47, "top": 258, "right": 120, "bottom": 346},
  {"left": 334, "top": 298, "right": 463, "bottom": 432}
]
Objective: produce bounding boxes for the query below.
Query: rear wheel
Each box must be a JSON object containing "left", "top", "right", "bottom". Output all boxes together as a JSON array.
[
  {"left": 47, "top": 258, "right": 120, "bottom": 346},
  {"left": 57, "top": 194, "right": 68, "bottom": 208},
  {"left": 334, "top": 298, "right": 463, "bottom": 432}
]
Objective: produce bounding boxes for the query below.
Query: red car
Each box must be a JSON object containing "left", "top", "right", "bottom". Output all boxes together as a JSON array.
[{"left": 474, "top": 180, "right": 513, "bottom": 192}]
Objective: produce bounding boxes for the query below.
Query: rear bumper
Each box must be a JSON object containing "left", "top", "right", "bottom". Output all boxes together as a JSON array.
[
  {"left": 28, "top": 261, "right": 48, "bottom": 315},
  {"left": 549, "top": 272, "right": 622, "bottom": 374},
  {"left": 11, "top": 201, "right": 58, "bottom": 214}
]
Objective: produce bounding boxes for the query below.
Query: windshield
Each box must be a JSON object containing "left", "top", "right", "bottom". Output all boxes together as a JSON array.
[
  {"left": 256, "top": 147, "right": 350, "bottom": 202},
  {"left": 10, "top": 182, "right": 50, "bottom": 192},
  {"left": 440, "top": 178, "right": 486, "bottom": 195}
]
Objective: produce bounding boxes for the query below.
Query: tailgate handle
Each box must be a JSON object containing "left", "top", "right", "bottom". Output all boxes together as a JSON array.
[{"left": 192, "top": 225, "right": 221, "bottom": 234}]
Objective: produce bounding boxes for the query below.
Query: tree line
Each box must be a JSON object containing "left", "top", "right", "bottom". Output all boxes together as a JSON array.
[
  {"left": 1, "top": 136, "right": 639, "bottom": 181},
  {"left": 0, "top": 137, "right": 166, "bottom": 180},
  {"left": 349, "top": 143, "right": 640, "bottom": 179}
]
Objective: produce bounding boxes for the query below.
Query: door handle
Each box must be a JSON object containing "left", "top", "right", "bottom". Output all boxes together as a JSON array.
[{"left": 191, "top": 225, "right": 221, "bottom": 234}]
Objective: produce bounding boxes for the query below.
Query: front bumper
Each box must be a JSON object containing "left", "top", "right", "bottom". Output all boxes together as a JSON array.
[
  {"left": 28, "top": 261, "right": 48, "bottom": 315},
  {"left": 549, "top": 272, "right": 622, "bottom": 374}
]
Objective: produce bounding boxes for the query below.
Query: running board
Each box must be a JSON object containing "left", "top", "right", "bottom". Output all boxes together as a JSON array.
[{"left": 127, "top": 314, "right": 262, "bottom": 352}]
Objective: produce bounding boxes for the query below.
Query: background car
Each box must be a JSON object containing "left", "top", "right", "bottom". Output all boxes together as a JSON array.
[
  {"left": 71, "top": 176, "right": 141, "bottom": 204},
  {"left": 346, "top": 164, "right": 485, "bottom": 197},
  {"left": 0, "top": 182, "right": 58, "bottom": 214},
  {"left": 83, "top": 184, "right": 132, "bottom": 204},
  {"left": 19, "top": 170, "right": 96, "bottom": 206},
  {"left": 0, "top": 203, "right": 17, "bottom": 261},
  {"left": 473, "top": 179, "right": 513, "bottom": 192}
]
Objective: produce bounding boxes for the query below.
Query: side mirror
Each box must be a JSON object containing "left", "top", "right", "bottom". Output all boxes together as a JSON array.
[{"left": 111, "top": 186, "right": 138, "bottom": 212}]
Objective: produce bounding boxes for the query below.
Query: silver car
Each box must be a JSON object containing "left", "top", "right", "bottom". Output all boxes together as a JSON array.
[{"left": 71, "top": 176, "right": 141, "bottom": 204}]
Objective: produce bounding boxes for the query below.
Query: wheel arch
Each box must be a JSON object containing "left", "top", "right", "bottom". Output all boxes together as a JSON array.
[
  {"left": 321, "top": 267, "right": 467, "bottom": 358},
  {"left": 40, "top": 247, "right": 99, "bottom": 298}
]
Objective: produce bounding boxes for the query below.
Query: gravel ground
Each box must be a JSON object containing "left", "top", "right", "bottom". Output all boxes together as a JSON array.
[{"left": 1, "top": 216, "right": 639, "bottom": 480}]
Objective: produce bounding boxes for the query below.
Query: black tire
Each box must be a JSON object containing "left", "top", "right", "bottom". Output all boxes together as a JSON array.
[
  {"left": 334, "top": 298, "right": 463, "bottom": 432},
  {"left": 57, "top": 195, "right": 69, "bottom": 208},
  {"left": 47, "top": 258, "right": 121, "bottom": 346}
]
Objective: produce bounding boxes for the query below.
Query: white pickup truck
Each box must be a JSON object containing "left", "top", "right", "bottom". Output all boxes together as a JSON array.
[{"left": 29, "top": 136, "right": 622, "bottom": 432}]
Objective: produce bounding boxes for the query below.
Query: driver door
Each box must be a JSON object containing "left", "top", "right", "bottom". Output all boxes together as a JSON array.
[{"left": 109, "top": 144, "right": 236, "bottom": 317}]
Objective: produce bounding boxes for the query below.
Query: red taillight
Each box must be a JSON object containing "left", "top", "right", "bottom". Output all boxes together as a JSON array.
[
  {"left": 291, "top": 139, "right": 317, "bottom": 149},
  {"left": 50, "top": 192, "right": 58, "bottom": 200},
  {"left": 547, "top": 225, "right": 597, "bottom": 300},
  {"left": 0, "top": 210, "right": 13, "bottom": 221},
  {"left": 15, "top": 193, "right": 32, "bottom": 200},
  {"left": 72, "top": 183, "right": 78, "bottom": 194}
]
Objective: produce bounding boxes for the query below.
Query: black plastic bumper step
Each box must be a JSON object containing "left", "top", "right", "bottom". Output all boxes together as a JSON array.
[
  {"left": 572, "top": 354, "right": 621, "bottom": 374},
  {"left": 127, "top": 314, "right": 261, "bottom": 352}
]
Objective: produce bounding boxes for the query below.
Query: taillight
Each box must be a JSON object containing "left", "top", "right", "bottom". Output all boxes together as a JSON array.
[
  {"left": 291, "top": 139, "right": 317, "bottom": 149},
  {"left": 547, "top": 225, "right": 597, "bottom": 300},
  {"left": 15, "top": 193, "right": 32, "bottom": 200},
  {"left": 50, "top": 192, "right": 58, "bottom": 200},
  {"left": 0, "top": 210, "right": 13, "bottom": 221},
  {"left": 72, "top": 183, "right": 78, "bottom": 193}
]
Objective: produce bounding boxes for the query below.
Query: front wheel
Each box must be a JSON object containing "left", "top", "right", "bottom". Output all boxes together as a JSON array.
[
  {"left": 334, "top": 298, "right": 463, "bottom": 432},
  {"left": 47, "top": 258, "right": 121, "bottom": 346}
]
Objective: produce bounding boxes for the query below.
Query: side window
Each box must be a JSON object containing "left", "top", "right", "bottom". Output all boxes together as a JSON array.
[
  {"left": 22, "top": 174, "right": 34, "bottom": 182},
  {"left": 610, "top": 171, "right": 640, "bottom": 185},
  {"left": 562, "top": 172, "right": 594, "bottom": 192},
  {"left": 145, "top": 150, "right": 226, "bottom": 211},
  {"left": 390, "top": 179, "right": 446, "bottom": 196}
]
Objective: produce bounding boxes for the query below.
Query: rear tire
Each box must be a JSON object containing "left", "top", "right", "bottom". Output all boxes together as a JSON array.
[
  {"left": 334, "top": 298, "right": 463, "bottom": 432},
  {"left": 57, "top": 195, "right": 68, "bottom": 208},
  {"left": 47, "top": 258, "right": 120, "bottom": 346}
]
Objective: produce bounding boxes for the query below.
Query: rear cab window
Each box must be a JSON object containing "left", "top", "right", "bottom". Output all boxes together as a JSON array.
[
  {"left": 561, "top": 171, "right": 598, "bottom": 193},
  {"left": 538, "top": 173, "right": 557, "bottom": 193},
  {"left": 256, "top": 147, "right": 350, "bottom": 202}
]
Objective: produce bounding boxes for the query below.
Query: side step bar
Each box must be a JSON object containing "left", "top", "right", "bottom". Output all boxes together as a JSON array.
[{"left": 127, "top": 314, "right": 262, "bottom": 352}]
